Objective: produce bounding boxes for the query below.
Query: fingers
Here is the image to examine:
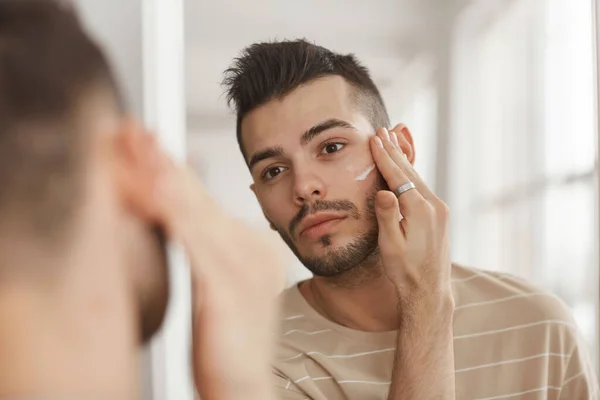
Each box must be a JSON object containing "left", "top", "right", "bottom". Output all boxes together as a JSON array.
[
  {"left": 375, "top": 191, "right": 405, "bottom": 256},
  {"left": 370, "top": 135, "right": 425, "bottom": 217},
  {"left": 379, "top": 127, "right": 436, "bottom": 200},
  {"left": 150, "top": 143, "right": 228, "bottom": 239},
  {"left": 370, "top": 127, "right": 452, "bottom": 298},
  {"left": 383, "top": 127, "right": 450, "bottom": 224},
  {"left": 390, "top": 129, "right": 400, "bottom": 147}
]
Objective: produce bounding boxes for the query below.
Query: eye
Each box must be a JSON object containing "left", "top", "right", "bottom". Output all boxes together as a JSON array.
[
  {"left": 320, "top": 142, "right": 345, "bottom": 155},
  {"left": 262, "top": 166, "right": 287, "bottom": 181}
]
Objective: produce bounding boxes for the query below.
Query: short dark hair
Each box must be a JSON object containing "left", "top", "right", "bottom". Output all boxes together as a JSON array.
[
  {"left": 222, "top": 39, "right": 390, "bottom": 161},
  {"left": 0, "top": 0, "right": 123, "bottom": 241}
]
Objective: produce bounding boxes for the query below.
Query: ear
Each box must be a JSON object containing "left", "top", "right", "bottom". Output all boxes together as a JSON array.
[
  {"left": 249, "top": 183, "right": 277, "bottom": 231},
  {"left": 112, "top": 120, "right": 162, "bottom": 221},
  {"left": 390, "top": 123, "right": 416, "bottom": 165}
]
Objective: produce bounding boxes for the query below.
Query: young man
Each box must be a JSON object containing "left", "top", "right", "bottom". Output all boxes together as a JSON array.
[
  {"left": 0, "top": 2, "right": 283, "bottom": 400},
  {"left": 223, "top": 39, "right": 599, "bottom": 399}
]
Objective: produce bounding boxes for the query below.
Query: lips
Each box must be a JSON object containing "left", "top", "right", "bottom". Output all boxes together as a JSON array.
[{"left": 299, "top": 213, "right": 346, "bottom": 239}]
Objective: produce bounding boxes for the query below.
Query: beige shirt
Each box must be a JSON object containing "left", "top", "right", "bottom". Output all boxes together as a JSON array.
[{"left": 273, "top": 264, "right": 599, "bottom": 399}]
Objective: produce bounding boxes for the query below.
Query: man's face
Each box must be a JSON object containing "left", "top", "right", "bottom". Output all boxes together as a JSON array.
[{"left": 243, "top": 76, "right": 387, "bottom": 277}]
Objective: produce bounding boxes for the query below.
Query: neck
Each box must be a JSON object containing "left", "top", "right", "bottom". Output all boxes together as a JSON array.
[
  {"left": 0, "top": 244, "right": 140, "bottom": 399},
  {"left": 301, "top": 258, "right": 401, "bottom": 332}
]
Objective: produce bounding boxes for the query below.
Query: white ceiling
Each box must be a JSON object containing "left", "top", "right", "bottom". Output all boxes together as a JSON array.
[{"left": 184, "top": 0, "right": 466, "bottom": 130}]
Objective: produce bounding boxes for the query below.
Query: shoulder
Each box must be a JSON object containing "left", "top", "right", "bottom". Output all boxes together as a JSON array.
[
  {"left": 450, "top": 266, "right": 598, "bottom": 399},
  {"left": 451, "top": 263, "right": 577, "bottom": 326},
  {"left": 278, "top": 282, "right": 311, "bottom": 322}
]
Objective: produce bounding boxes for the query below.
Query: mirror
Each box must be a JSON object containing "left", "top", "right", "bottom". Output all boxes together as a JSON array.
[{"left": 185, "top": 0, "right": 599, "bottom": 376}]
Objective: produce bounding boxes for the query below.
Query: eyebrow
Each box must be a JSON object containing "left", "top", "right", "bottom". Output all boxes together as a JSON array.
[
  {"left": 248, "top": 118, "right": 356, "bottom": 171},
  {"left": 300, "top": 118, "right": 355, "bottom": 146},
  {"left": 248, "top": 146, "right": 284, "bottom": 171}
]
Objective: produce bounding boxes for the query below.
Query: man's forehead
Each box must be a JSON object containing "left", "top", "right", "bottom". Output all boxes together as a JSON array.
[{"left": 241, "top": 76, "right": 359, "bottom": 149}]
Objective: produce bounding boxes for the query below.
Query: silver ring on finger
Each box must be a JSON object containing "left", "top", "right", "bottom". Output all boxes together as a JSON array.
[{"left": 393, "top": 181, "right": 416, "bottom": 197}]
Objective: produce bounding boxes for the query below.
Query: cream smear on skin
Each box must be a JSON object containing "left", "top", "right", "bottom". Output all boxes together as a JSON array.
[{"left": 354, "top": 164, "right": 375, "bottom": 181}]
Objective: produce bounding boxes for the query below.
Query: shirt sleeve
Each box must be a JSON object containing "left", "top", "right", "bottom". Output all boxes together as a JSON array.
[{"left": 559, "top": 335, "right": 599, "bottom": 400}]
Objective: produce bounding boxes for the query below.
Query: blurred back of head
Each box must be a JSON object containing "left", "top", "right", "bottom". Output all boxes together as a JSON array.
[
  {"left": 0, "top": 0, "right": 168, "bottom": 344},
  {"left": 0, "top": 0, "right": 123, "bottom": 245}
]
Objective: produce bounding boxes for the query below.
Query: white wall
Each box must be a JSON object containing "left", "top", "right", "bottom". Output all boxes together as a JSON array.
[{"left": 76, "top": 0, "right": 144, "bottom": 116}]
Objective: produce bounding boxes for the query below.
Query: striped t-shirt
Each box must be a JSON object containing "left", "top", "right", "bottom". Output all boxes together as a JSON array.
[{"left": 273, "top": 264, "right": 599, "bottom": 399}]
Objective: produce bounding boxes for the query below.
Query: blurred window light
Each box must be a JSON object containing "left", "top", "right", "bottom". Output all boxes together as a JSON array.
[{"left": 448, "top": 0, "right": 598, "bottom": 372}]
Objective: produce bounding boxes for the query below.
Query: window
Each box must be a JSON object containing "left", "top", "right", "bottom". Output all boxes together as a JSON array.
[{"left": 448, "top": 0, "right": 598, "bottom": 371}]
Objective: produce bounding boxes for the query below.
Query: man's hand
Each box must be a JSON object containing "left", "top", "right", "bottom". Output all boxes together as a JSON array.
[
  {"left": 145, "top": 137, "right": 285, "bottom": 400},
  {"left": 370, "top": 126, "right": 455, "bottom": 399},
  {"left": 370, "top": 126, "right": 452, "bottom": 308}
]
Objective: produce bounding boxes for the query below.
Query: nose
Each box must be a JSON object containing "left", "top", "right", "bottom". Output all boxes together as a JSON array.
[{"left": 292, "top": 166, "right": 327, "bottom": 207}]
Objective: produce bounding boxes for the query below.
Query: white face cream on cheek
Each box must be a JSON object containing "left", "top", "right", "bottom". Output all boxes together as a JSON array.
[{"left": 355, "top": 164, "right": 375, "bottom": 181}]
